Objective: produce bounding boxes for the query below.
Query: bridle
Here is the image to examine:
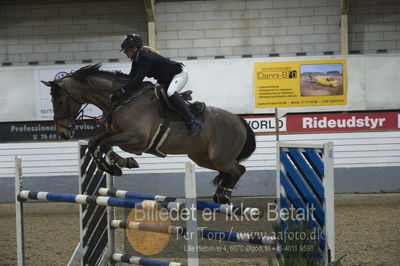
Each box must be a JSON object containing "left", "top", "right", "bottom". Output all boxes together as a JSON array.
[{"left": 51, "top": 86, "right": 98, "bottom": 130}]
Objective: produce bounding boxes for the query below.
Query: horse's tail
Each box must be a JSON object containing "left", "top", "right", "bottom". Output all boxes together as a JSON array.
[{"left": 236, "top": 117, "right": 256, "bottom": 162}]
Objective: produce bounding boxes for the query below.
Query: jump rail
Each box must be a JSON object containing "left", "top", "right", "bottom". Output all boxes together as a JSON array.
[
  {"left": 112, "top": 253, "right": 187, "bottom": 266},
  {"left": 18, "top": 191, "right": 181, "bottom": 210},
  {"left": 111, "top": 220, "right": 275, "bottom": 246},
  {"left": 98, "top": 187, "right": 263, "bottom": 219}
]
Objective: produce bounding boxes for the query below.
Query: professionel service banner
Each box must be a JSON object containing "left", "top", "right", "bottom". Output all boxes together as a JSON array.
[
  {"left": 254, "top": 59, "right": 347, "bottom": 108},
  {"left": 34, "top": 64, "right": 130, "bottom": 120}
]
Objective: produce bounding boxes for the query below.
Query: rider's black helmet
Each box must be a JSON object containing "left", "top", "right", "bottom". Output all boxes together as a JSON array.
[{"left": 120, "top": 34, "right": 143, "bottom": 52}]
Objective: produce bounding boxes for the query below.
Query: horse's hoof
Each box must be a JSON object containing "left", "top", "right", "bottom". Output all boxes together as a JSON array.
[
  {"left": 108, "top": 165, "right": 123, "bottom": 176},
  {"left": 97, "top": 163, "right": 108, "bottom": 172},
  {"left": 255, "top": 210, "right": 264, "bottom": 219},
  {"left": 213, "top": 194, "right": 231, "bottom": 205},
  {"left": 126, "top": 157, "right": 139, "bottom": 168}
]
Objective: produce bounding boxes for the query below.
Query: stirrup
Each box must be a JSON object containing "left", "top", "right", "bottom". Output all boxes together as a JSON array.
[
  {"left": 187, "top": 120, "right": 202, "bottom": 136},
  {"left": 190, "top": 120, "right": 203, "bottom": 127},
  {"left": 188, "top": 124, "right": 201, "bottom": 137}
]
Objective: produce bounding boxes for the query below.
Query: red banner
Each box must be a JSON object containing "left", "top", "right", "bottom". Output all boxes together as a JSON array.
[{"left": 244, "top": 112, "right": 400, "bottom": 134}]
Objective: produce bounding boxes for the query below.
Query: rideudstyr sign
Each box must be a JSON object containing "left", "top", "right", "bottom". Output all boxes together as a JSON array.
[{"left": 245, "top": 112, "right": 400, "bottom": 134}]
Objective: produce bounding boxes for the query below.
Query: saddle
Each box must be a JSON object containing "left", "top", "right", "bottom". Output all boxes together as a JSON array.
[
  {"left": 143, "top": 85, "right": 205, "bottom": 158},
  {"left": 107, "top": 83, "right": 206, "bottom": 158},
  {"left": 154, "top": 85, "right": 206, "bottom": 122}
]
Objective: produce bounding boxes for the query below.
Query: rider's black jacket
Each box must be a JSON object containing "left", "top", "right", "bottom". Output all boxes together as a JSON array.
[{"left": 124, "top": 48, "right": 183, "bottom": 91}]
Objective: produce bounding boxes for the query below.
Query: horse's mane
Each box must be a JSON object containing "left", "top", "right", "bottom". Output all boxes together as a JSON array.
[{"left": 70, "top": 63, "right": 129, "bottom": 83}]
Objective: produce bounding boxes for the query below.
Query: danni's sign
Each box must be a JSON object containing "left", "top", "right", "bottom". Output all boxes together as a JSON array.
[
  {"left": 254, "top": 59, "right": 347, "bottom": 108},
  {"left": 245, "top": 112, "right": 400, "bottom": 134}
]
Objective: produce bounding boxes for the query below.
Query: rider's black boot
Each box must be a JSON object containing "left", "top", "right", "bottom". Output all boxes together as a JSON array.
[{"left": 169, "top": 92, "right": 202, "bottom": 136}]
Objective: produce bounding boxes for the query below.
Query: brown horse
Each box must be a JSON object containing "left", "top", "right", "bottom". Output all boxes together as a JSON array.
[{"left": 42, "top": 64, "right": 255, "bottom": 204}]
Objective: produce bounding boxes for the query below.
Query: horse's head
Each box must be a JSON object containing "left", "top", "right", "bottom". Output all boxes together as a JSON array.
[{"left": 41, "top": 77, "right": 84, "bottom": 140}]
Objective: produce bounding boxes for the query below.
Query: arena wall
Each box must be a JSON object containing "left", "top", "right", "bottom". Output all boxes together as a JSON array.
[
  {"left": 1, "top": 129, "right": 399, "bottom": 202},
  {"left": 1, "top": 0, "right": 399, "bottom": 65},
  {"left": 1, "top": 0, "right": 399, "bottom": 202},
  {"left": 0, "top": 54, "right": 399, "bottom": 122},
  {"left": 0, "top": 0, "right": 147, "bottom": 65}
]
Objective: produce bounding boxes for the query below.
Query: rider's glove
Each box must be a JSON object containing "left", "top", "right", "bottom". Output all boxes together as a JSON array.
[{"left": 110, "top": 87, "right": 127, "bottom": 103}]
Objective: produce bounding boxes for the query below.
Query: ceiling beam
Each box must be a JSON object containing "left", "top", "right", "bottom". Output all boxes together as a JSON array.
[
  {"left": 340, "top": 0, "right": 349, "bottom": 55},
  {"left": 144, "top": 0, "right": 156, "bottom": 48},
  {"left": 144, "top": 0, "right": 155, "bottom": 22},
  {"left": 340, "top": 0, "right": 349, "bottom": 15}
]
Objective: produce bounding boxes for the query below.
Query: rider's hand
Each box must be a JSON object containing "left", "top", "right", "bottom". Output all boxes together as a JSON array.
[{"left": 110, "top": 87, "right": 126, "bottom": 103}]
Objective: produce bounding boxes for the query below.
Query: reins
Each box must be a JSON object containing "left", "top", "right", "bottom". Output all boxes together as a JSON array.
[
  {"left": 101, "top": 86, "right": 149, "bottom": 124},
  {"left": 52, "top": 88, "right": 102, "bottom": 130}
]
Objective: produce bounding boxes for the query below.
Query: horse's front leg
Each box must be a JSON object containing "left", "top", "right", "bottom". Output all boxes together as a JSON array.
[
  {"left": 88, "top": 133, "right": 105, "bottom": 153},
  {"left": 106, "top": 150, "right": 139, "bottom": 169},
  {"left": 88, "top": 134, "right": 123, "bottom": 176},
  {"left": 98, "top": 131, "right": 147, "bottom": 170}
]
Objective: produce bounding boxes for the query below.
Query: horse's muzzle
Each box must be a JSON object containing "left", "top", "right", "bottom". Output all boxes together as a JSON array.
[
  {"left": 60, "top": 132, "right": 70, "bottom": 140},
  {"left": 55, "top": 122, "right": 74, "bottom": 140}
]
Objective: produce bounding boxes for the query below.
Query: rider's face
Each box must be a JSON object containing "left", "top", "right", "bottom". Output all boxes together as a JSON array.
[{"left": 124, "top": 47, "right": 138, "bottom": 59}]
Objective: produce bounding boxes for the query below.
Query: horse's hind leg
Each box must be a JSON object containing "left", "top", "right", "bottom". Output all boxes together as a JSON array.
[
  {"left": 212, "top": 171, "right": 231, "bottom": 203},
  {"left": 213, "top": 164, "right": 246, "bottom": 204},
  {"left": 189, "top": 152, "right": 246, "bottom": 204},
  {"left": 188, "top": 153, "right": 227, "bottom": 200}
]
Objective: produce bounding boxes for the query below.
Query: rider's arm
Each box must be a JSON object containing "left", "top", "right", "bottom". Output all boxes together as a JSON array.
[{"left": 124, "top": 58, "right": 152, "bottom": 91}]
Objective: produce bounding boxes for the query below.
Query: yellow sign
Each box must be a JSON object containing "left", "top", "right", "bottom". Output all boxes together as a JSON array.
[{"left": 254, "top": 59, "right": 347, "bottom": 107}]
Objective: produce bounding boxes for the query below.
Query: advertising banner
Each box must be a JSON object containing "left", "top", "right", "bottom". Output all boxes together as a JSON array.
[
  {"left": 1, "top": 112, "right": 397, "bottom": 142},
  {"left": 245, "top": 112, "right": 400, "bottom": 134},
  {"left": 34, "top": 66, "right": 101, "bottom": 120},
  {"left": 254, "top": 59, "right": 347, "bottom": 108},
  {"left": 34, "top": 64, "right": 130, "bottom": 120},
  {"left": 0, "top": 120, "right": 104, "bottom": 142}
]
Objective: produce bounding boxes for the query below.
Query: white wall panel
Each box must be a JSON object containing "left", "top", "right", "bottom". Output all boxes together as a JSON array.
[
  {"left": 365, "top": 55, "right": 400, "bottom": 109},
  {"left": 1, "top": 131, "right": 399, "bottom": 178},
  {"left": 0, "top": 67, "right": 37, "bottom": 121},
  {"left": 0, "top": 55, "right": 399, "bottom": 122}
]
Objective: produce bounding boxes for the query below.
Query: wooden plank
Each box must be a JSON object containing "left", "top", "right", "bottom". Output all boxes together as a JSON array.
[
  {"left": 340, "top": 0, "right": 349, "bottom": 15},
  {"left": 148, "top": 21, "right": 156, "bottom": 48},
  {"left": 143, "top": 0, "right": 155, "bottom": 22},
  {"left": 1, "top": 131, "right": 400, "bottom": 177},
  {"left": 334, "top": 150, "right": 400, "bottom": 158},
  {"left": 335, "top": 144, "right": 400, "bottom": 151},
  {"left": 0, "top": 142, "right": 76, "bottom": 149},
  {"left": 335, "top": 157, "right": 400, "bottom": 164},
  {"left": 341, "top": 14, "right": 349, "bottom": 55},
  {"left": 144, "top": 0, "right": 156, "bottom": 47},
  {"left": 340, "top": 0, "right": 349, "bottom": 55}
]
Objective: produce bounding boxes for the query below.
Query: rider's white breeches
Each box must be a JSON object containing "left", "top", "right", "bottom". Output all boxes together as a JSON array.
[{"left": 167, "top": 70, "right": 188, "bottom": 97}]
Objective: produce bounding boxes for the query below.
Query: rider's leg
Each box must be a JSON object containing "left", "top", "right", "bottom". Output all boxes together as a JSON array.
[
  {"left": 170, "top": 92, "right": 202, "bottom": 136},
  {"left": 167, "top": 70, "right": 188, "bottom": 96},
  {"left": 167, "top": 71, "right": 202, "bottom": 136}
]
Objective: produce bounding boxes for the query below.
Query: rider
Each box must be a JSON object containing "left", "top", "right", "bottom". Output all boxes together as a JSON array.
[{"left": 110, "top": 33, "right": 202, "bottom": 137}]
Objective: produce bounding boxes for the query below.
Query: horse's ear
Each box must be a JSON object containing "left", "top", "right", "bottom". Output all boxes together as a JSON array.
[{"left": 41, "top": 80, "right": 54, "bottom": 87}]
